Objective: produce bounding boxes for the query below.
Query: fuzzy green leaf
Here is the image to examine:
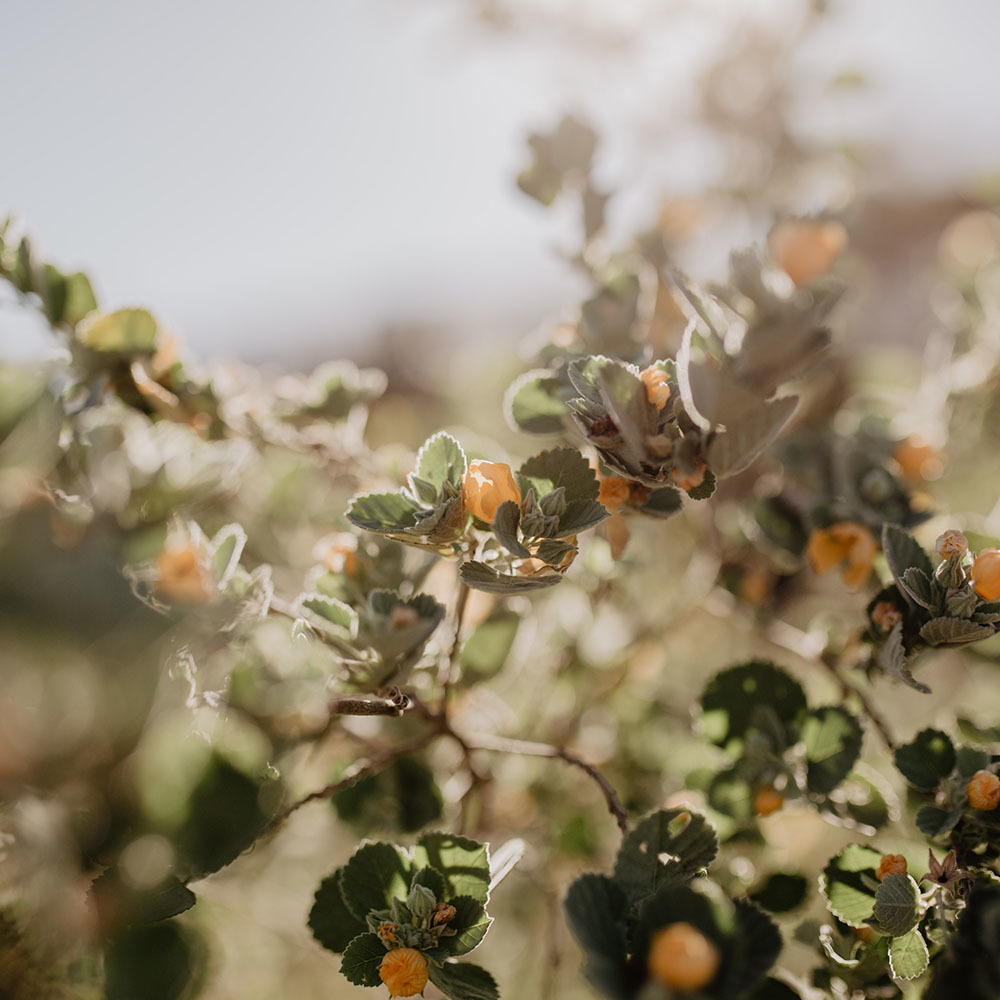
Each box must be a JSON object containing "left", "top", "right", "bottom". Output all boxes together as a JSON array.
[
  {"left": 428, "top": 961, "right": 499, "bottom": 1000},
  {"left": 873, "top": 873, "right": 920, "bottom": 937},
  {"left": 894, "top": 729, "right": 956, "bottom": 789},
  {"left": 706, "top": 395, "right": 798, "bottom": 478},
  {"left": 446, "top": 895, "right": 492, "bottom": 955},
  {"left": 415, "top": 432, "right": 467, "bottom": 495},
  {"left": 412, "top": 833, "right": 491, "bottom": 904},
  {"left": 340, "top": 843, "right": 414, "bottom": 922},
  {"left": 820, "top": 844, "right": 882, "bottom": 927},
  {"left": 309, "top": 869, "right": 367, "bottom": 954},
  {"left": 803, "top": 706, "right": 863, "bottom": 794},
  {"left": 77, "top": 307, "right": 158, "bottom": 353},
  {"left": 564, "top": 874, "right": 630, "bottom": 1000},
  {"left": 460, "top": 560, "right": 562, "bottom": 594},
  {"left": 347, "top": 491, "right": 426, "bottom": 533},
  {"left": 458, "top": 611, "right": 520, "bottom": 683},
  {"left": 340, "top": 932, "right": 385, "bottom": 987},
  {"left": 518, "top": 447, "right": 600, "bottom": 504},
  {"left": 492, "top": 500, "right": 531, "bottom": 557},
  {"left": 882, "top": 524, "right": 934, "bottom": 585},
  {"left": 919, "top": 617, "right": 996, "bottom": 646},
  {"left": 638, "top": 486, "right": 683, "bottom": 518},
  {"left": 613, "top": 808, "right": 718, "bottom": 905},
  {"left": 505, "top": 371, "right": 569, "bottom": 434},
  {"left": 915, "top": 804, "right": 962, "bottom": 837},
  {"left": 889, "top": 927, "right": 929, "bottom": 980}
]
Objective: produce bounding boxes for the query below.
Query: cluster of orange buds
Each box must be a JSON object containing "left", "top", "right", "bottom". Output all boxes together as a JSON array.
[
  {"left": 971, "top": 548, "right": 1000, "bottom": 601},
  {"left": 753, "top": 786, "right": 784, "bottom": 817},
  {"left": 768, "top": 218, "right": 848, "bottom": 287},
  {"left": 966, "top": 769, "right": 1000, "bottom": 811},
  {"left": 461, "top": 460, "right": 521, "bottom": 524},
  {"left": 639, "top": 366, "right": 672, "bottom": 410},
  {"left": 154, "top": 542, "right": 214, "bottom": 605},
  {"left": 871, "top": 600, "right": 902, "bottom": 633},
  {"left": 876, "top": 854, "right": 908, "bottom": 881},
  {"left": 646, "top": 922, "right": 721, "bottom": 992},
  {"left": 806, "top": 522, "right": 878, "bottom": 590},
  {"left": 378, "top": 947, "right": 428, "bottom": 998}
]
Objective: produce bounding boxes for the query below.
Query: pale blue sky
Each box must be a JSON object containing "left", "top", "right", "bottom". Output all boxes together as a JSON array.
[{"left": 3, "top": 0, "right": 999, "bottom": 362}]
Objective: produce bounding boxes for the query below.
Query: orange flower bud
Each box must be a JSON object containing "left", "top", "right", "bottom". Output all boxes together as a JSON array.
[
  {"left": 598, "top": 475, "right": 632, "bottom": 512},
  {"left": 670, "top": 463, "right": 707, "bottom": 493},
  {"left": 753, "top": 786, "right": 784, "bottom": 816},
  {"left": 871, "top": 600, "right": 902, "bottom": 632},
  {"left": 769, "top": 219, "right": 847, "bottom": 286},
  {"left": 971, "top": 549, "right": 1000, "bottom": 601},
  {"left": 154, "top": 543, "right": 214, "bottom": 605},
  {"left": 893, "top": 436, "right": 942, "bottom": 481},
  {"left": 967, "top": 769, "right": 1000, "bottom": 811},
  {"left": 639, "top": 366, "right": 672, "bottom": 410},
  {"left": 390, "top": 605, "right": 420, "bottom": 630},
  {"left": 935, "top": 530, "right": 969, "bottom": 559},
  {"left": 806, "top": 522, "right": 877, "bottom": 590},
  {"left": 379, "top": 948, "right": 428, "bottom": 998},
  {"left": 876, "top": 854, "right": 908, "bottom": 881},
  {"left": 461, "top": 461, "right": 521, "bottom": 523},
  {"left": 647, "top": 922, "right": 720, "bottom": 992},
  {"left": 431, "top": 903, "right": 457, "bottom": 927}
]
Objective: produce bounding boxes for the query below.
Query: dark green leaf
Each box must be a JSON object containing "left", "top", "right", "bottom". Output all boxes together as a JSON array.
[
  {"left": 920, "top": 617, "right": 996, "bottom": 646},
  {"left": 637, "top": 486, "right": 683, "bottom": 518},
  {"left": 347, "top": 491, "right": 426, "bottom": 533},
  {"left": 706, "top": 395, "right": 798, "bottom": 478},
  {"left": 518, "top": 447, "right": 600, "bottom": 503},
  {"left": 613, "top": 808, "right": 718, "bottom": 905},
  {"left": 340, "top": 932, "right": 386, "bottom": 987},
  {"left": 460, "top": 560, "right": 562, "bottom": 594},
  {"left": 446, "top": 895, "right": 492, "bottom": 955},
  {"left": 555, "top": 498, "right": 609, "bottom": 536},
  {"left": 898, "top": 567, "right": 938, "bottom": 611},
  {"left": 803, "top": 706, "right": 863, "bottom": 794},
  {"left": 915, "top": 804, "right": 962, "bottom": 837},
  {"left": 458, "top": 611, "right": 520, "bottom": 683},
  {"left": 412, "top": 833, "right": 490, "bottom": 904},
  {"left": 310, "top": 869, "right": 368, "bottom": 953},
  {"left": 894, "top": 729, "right": 956, "bottom": 789},
  {"left": 104, "top": 921, "right": 202, "bottom": 1000},
  {"left": 873, "top": 873, "right": 920, "bottom": 937},
  {"left": 492, "top": 500, "right": 530, "bottom": 557},
  {"left": 750, "top": 873, "right": 809, "bottom": 914},
  {"left": 564, "top": 874, "right": 630, "bottom": 1000},
  {"left": 882, "top": 524, "right": 934, "bottom": 586},
  {"left": 340, "top": 843, "right": 414, "bottom": 922},
  {"left": 427, "top": 961, "right": 499, "bottom": 1000},
  {"left": 332, "top": 757, "right": 443, "bottom": 834}
]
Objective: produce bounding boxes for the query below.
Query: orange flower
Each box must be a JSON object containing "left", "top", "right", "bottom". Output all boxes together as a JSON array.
[
  {"left": 936, "top": 530, "right": 969, "bottom": 559},
  {"left": 971, "top": 548, "right": 1000, "bottom": 601},
  {"left": 379, "top": 948, "right": 428, "bottom": 998},
  {"left": 769, "top": 219, "right": 847, "bottom": 286},
  {"left": 647, "top": 923, "right": 720, "bottom": 991},
  {"left": 315, "top": 532, "right": 360, "bottom": 577},
  {"left": 753, "top": 786, "right": 784, "bottom": 817},
  {"left": 893, "top": 436, "right": 942, "bottom": 481},
  {"left": 871, "top": 600, "right": 902, "bottom": 632},
  {"left": 154, "top": 543, "right": 214, "bottom": 605},
  {"left": 807, "top": 522, "right": 877, "bottom": 590},
  {"left": 598, "top": 475, "right": 633, "bottom": 512},
  {"left": 461, "top": 461, "right": 521, "bottom": 523},
  {"left": 876, "top": 854, "right": 908, "bottom": 881},
  {"left": 967, "top": 769, "right": 1000, "bottom": 811},
  {"left": 639, "top": 366, "right": 672, "bottom": 410}
]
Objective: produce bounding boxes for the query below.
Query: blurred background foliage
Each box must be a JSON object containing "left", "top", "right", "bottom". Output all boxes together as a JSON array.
[{"left": 4, "top": 1, "right": 1000, "bottom": 999}]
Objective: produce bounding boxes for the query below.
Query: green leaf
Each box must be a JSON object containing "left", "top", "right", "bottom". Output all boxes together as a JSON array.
[
  {"left": 579, "top": 274, "right": 640, "bottom": 352},
  {"left": 309, "top": 869, "right": 368, "bottom": 953},
  {"left": 413, "top": 832, "right": 491, "bottom": 904},
  {"left": 77, "top": 307, "right": 158, "bottom": 353},
  {"left": 415, "top": 432, "right": 467, "bottom": 495},
  {"left": 458, "top": 611, "right": 520, "bottom": 683},
  {"left": 340, "top": 843, "right": 414, "bottom": 922},
  {"left": 104, "top": 921, "right": 202, "bottom": 1000},
  {"left": 637, "top": 486, "right": 683, "bottom": 518},
  {"left": 535, "top": 537, "right": 577, "bottom": 566},
  {"left": 747, "top": 979, "right": 803, "bottom": 1000},
  {"left": 915, "top": 804, "right": 962, "bottom": 837},
  {"left": 750, "top": 873, "right": 809, "bottom": 914},
  {"left": 492, "top": 500, "right": 531, "bottom": 557},
  {"left": 564, "top": 874, "right": 630, "bottom": 1000},
  {"left": 820, "top": 844, "right": 882, "bottom": 927},
  {"left": 332, "top": 757, "right": 443, "bottom": 834},
  {"left": 700, "top": 661, "right": 807, "bottom": 750},
  {"left": 956, "top": 744, "right": 991, "bottom": 777},
  {"left": 729, "top": 899, "right": 783, "bottom": 994},
  {"left": 518, "top": 447, "right": 600, "bottom": 504},
  {"left": 898, "top": 567, "right": 938, "bottom": 611},
  {"left": 613, "top": 808, "right": 718, "bottom": 905},
  {"left": 347, "top": 490, "right": 426, "bottom": 533},
  {"left": 878, "top": 621, "right": 930, "bottom": 693},
  {"left": 882, "top": 524, "right": 934, "bottom": 585},
  {"left": 89, "top": 870, "right": 197, "bottom": 930},
  {"left": 803, "top": 706, "right": 863, "bottom": 794},
  {"left": 888, "top": 927, "right": 929, "bottom": 980},
  {"left": 685, "top": 467, "right": 717, "bottom": 500},
  {"left": 706, "top": 395, "right": 798, "bottom": 478},
  {"left": 555, "top": 498, "right": 609, "bottom": 536},
  {"left": 427, "top": 961, "right": 499, "bottom": 1000},
  {"left": 59, "top": 270, "right": 98, "bottom": 326},
  {"left": 446, "top": 895, "right": 492, "bottom": 955},
  {"left": 894, "top": 729, "right": 956, "bottom": 788},
  {"left": 873, "top": 873, "right": 920, "bottom": 937},
  {"left": 300, "top": 593, "right": 358, "bottom": 636},
  {"left": 707, "top": 768, "right": 755, "bottom": 821},
  {"left": 920, "top": 617, "right": 996, "bottom": 646},
  {"left": 505, "top": 370, "right": 569, "bottom": 434},
  {"left": 340, "top": 932, "right": 386, "bottom": 987},
  {"left": 460, "top": 560, "right": 562, "bottom": 594}
]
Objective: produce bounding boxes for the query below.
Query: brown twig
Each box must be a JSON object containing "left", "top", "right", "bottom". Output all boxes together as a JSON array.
[
  {"left": 463, "top": 733, "right": 629, "bottom": 835},
  {"left": 438, "top": 576, "right": 471, "bottom": 708}
]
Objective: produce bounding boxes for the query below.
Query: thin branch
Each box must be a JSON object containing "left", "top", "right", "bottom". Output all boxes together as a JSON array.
[
  {"left": 438, "top": 576, "right": 471, "bottom": 707},
  {"left": 463, "top": 733, "right": 629, "bottom": 835},
  {"left": 266, "top": 731, "right": 437, "bottom": 832}
]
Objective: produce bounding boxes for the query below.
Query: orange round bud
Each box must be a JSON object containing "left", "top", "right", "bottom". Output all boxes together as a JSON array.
[
  {"left": 647, "top": 922, "right": 721, "bottom": 992},
  {"left": 769, "top": 219, "right": 847, "bottom": 286},
  {"left": 461, "top": 461, "right": 522, "bottom": 524},
  {"left": 893, "top": 436, "right": 942, "bottom": 481},
  {"left": 154, "top": 543, "right": 214, "bottom": 605},
  {"left": 753, "top": 786, "right": 784, "bottom": 816},
  {"left": 379, "top": 948, "right": 428, "bottom": 998},
  {"left": 806, "top": 522, "right": 878, "bottom": 590},
  {"left": 871, "top": 600, "right": 902, "bottom": 632},
  {"left": 935, "top": 530, "right": 969, "bottom": 559},
  {"left": 876, "top": 854, "right": 908, "bottom": 881},
  {"left": 971, "top": 549, "right": 1000, "bottom": 602},
  {"left": 966, "top": 769, "right": 1000, "bottom": 811},
  {"left": 639, "top": 366, "right": 672, "bottom": 410}
]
